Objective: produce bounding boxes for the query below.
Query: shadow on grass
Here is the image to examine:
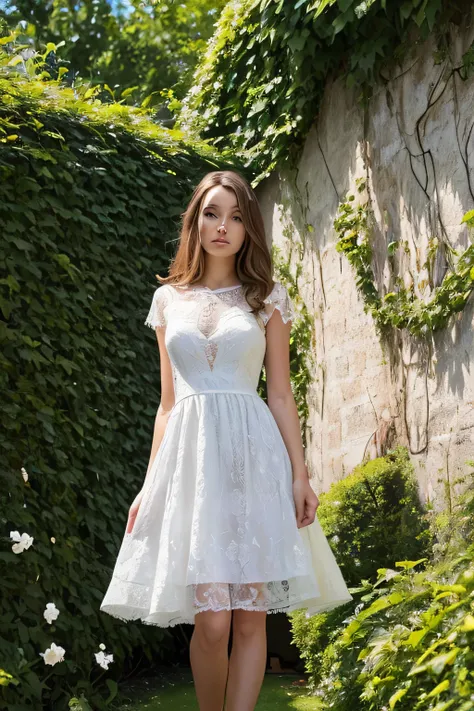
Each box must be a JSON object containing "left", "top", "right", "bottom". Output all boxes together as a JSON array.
[{"left": 117, "top": 669, "right": 322, "bottom": 710}]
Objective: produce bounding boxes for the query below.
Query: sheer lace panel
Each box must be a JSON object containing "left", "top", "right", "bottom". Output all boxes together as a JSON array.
[
  {"left": 144, "top": 281, "right": 295, "bottom": 332},
  {"left": 192, "top": 581, "right": 291, "bottom": 613}
]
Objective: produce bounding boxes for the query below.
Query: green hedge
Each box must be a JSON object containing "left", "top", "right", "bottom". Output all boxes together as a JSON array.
[
  {"left": 291, "top": 460, "right": 474, "bottom": 711},
  {"left": 0, "top": 71, "right": 237, "bottom": 710}
]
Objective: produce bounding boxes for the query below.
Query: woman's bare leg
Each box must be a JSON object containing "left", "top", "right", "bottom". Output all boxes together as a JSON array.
[
  {"left": 224, "top": 609, "right": 267, "bottom": 711},
  {"left": 190, "top": 584, "right": 232, "bottom": 711}
]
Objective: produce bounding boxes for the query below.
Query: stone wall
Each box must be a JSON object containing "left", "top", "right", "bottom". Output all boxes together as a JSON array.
[{"left": 257, "top": 24, "right": 474, "bottom": 510}]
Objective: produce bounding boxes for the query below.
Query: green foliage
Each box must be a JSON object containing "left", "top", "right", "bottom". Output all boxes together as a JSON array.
[
  {"left": 1, "top": 0, "right": 226, "bottom": 108},
  {"left": 292, "top": 460, "right": 474, "bottom": 711},
  {"left": 0, "top": 58, "right": 236, "bottom": 709},
  {"left": 317, "top": 445, "right": 430, "bottom": 587},
  {"left": 334, "top": 182, "right": 474, "bottom": 337},
  {"left": 180, "top": 0, "right": 470, "bottom": 184}
]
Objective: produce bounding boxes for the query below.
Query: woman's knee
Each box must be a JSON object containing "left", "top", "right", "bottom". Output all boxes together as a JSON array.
[
  {"left": 232, "top": 609, "right": 267, "bottom": 640},
  {"left": 193, "top": 609, "right": 232, "bottom": 650}
]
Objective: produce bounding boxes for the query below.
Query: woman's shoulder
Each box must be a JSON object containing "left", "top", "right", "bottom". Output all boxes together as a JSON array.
[
  {"left": 144, "top": 283, "right": 176, "bottom": 329},
  {"left": 260, "top": 280, "right": 295, "bottom": 326}
]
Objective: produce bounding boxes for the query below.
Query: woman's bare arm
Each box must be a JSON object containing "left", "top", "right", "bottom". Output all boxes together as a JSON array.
[
  {"left": 141, "top": 326, "right": 175, "bottom": 490},
  {"left": 264, "top": 309, "right": 319, "bottom": 528},
  {"left": 264, "top": 310, "right": 308, "bottom": 482}
]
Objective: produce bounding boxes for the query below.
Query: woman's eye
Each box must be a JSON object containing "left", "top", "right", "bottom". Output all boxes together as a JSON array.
[
  {"left": 233, "top": 216, "right": 242, "bottom": 222},
  {"left": 204, "top": 211, "right": 216, "bottom": 218}
]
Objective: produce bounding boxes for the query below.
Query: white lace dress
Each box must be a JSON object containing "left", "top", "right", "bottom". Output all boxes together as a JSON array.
[{"left": 100, "top": 281, "right": 353, "bottom": 627}]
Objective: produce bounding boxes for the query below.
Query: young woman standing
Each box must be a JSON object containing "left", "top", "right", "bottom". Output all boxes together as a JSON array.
[{"left": 100, "top": 171, "right": 352, "bottom": 710}]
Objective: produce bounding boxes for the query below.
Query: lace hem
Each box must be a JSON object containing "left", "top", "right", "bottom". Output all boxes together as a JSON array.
[{"left": 101, "top": 594, "right": 353, "bottom": 628}]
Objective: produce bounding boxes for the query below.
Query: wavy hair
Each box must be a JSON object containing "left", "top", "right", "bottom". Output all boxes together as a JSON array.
[{"left": 155, "top": 170, "right": 274, "bottom": 314}]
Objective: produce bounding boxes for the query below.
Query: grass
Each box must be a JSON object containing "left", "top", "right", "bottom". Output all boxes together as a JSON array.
[{"left": 117, "top": 670, "right": 322, "bottom": 710}]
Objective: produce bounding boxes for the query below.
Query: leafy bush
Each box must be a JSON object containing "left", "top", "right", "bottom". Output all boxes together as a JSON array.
[
  {"left": 292, "top": 459, "right": 474, "bottom": 711},
  {"left": 0, "top": 51, "right": 237, "bottom": 709},
  {"left": 317, "top": 446, "right": 431, "bottom": 587}
]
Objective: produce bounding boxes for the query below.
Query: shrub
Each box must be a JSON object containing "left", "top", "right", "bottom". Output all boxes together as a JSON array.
[
  {"left": 292, "top": 459, "right": 474, "bottom": 711},
  {"left": 314, "top": 462, "right": 474, "bottom": 711},
  {"left": 317, "top": 446, "right": 431, "bottom": 587}
]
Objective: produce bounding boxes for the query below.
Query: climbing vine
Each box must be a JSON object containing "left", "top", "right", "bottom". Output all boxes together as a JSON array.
[
  {"left": 179, "top": 0, "right": 473, "bottom": 185},
  {"left": 334, "top": 180, "right": 474, "bottom": 337}
]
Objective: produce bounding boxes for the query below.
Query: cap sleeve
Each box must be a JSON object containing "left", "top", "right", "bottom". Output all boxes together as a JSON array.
[
  {"left": 144, "top": 285, "right": 169, "bottom": 329},
  {"left": 260, "top": 281, "right": 296, "bottom": 327}
]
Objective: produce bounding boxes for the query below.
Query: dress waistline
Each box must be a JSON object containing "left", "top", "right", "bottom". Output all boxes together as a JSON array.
[{"left": 172, "top": 389, "right": 261, "bottom": 411}]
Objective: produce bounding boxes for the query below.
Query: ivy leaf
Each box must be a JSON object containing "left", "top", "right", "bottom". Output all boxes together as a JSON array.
[
  {"left": 121, "top": 86, "right": 139, "bottom": 98},
  {"left": 399, "top": 1, "right": 414, "bottom": 21},
  {"left": 395, "top": 558, "right": 428, "bottom": 570},
  {"left": 314, "top": 0, "right": 337, "bottom": 19},
  {"left": 357, "top": 596, "right": 391, "bottom": 620},
  {"left": 389, "top": 688, "right": 408, "bottom": 709},
  {"left": 461, "top": 209, "right": 474, "bottom": 225},
  {"left": 337, "top": 0, "right": 354, "bottom": 11},
  {"left": 461, "top": 614, "right": 474, "bottom": 631},
  {"left": 332, "top": 9, "right": 353, "bottom": 34},
  {"left": 287, "top": 33, "right": 308, "bottom": 52},
  {"left": 409, "top": 648, "right": 460, "bottom": 676},
  {"left": 247, "top": 99, "right": 267, "bottom": 117},
  {"left": 426, "top": 679, "right": 450, "bottom": 697},
  {"left": 406, "top": 628, "right": 428, "bottom": 648},
  {"left": 424, "top": 0, "right": 441, "bottom": 31}
]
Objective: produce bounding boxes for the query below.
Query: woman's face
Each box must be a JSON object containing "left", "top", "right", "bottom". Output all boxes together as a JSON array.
[{"left": 198, "top": 185, "right": 246, "bottom": 256}]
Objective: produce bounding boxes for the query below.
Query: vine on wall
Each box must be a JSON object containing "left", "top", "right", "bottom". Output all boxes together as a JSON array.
[
  {"left": 179, "top": 0, "right": 473, "bottom": 185},
  {"left": 334, "top": 181, "right": 474, "bottom": 337}
]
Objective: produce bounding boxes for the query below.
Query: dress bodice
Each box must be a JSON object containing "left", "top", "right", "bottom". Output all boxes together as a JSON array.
[{"left": 145, "top": 281, "right": 295, "bottom": 406}]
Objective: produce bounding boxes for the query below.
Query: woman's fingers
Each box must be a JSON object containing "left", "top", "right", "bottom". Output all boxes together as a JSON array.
[
  {"left": 126, "top": 507, "right": 138, "bottom": 534},
  {"left": 299, "top": 492, "right": 319, "bottom": 528}
]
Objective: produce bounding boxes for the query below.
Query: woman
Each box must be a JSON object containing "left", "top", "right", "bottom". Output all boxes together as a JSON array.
[{"left": 100, "top": 170, "right": 352, "bottom": 710}]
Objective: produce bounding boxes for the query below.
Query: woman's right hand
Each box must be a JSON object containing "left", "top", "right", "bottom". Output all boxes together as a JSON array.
[{"left": 126, "top": 489, "right": 144, "bottom": 534}]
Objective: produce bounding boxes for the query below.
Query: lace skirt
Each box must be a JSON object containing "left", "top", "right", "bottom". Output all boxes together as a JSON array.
[{"left": 99, "top": 392, "right": 353, "bottom": 627}]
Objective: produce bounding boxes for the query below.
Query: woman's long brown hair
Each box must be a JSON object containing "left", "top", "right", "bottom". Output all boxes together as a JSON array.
[{"left": 155, "top": 170, "right": 274, "bottom": 314}]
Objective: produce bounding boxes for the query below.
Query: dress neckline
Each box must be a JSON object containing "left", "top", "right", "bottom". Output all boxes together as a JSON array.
[{"left": 178, "top": 283, "right": 243, "bottom": 294}]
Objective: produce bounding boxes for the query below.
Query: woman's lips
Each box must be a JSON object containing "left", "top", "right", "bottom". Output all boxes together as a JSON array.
[{"left": 212, "top": 238, "right": 229, "bottom": 244}]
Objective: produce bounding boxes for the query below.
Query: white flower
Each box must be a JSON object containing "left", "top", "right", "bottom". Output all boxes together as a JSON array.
[
  {"left": 39, "top": 642, "right": 65, "bottom": 666},
  {"left": 21, "top": 467, "right": 28, "bottom": 482},
  {"left": 95, "top": 650, "right": 114, "bottom": 670},
  {"left": 99, "top": 643, "right": 106, "bottom": 650},
  {"left": 51, "top": 537, "right": 56, "bottom": 544},
  {"left": 43, "top": 602, "right": 60, "bottom": 624},
  {"left": 10, "top": 531, "right": 34, "bottom": 554},
  {"left": 332, "top": 535, "right": 340, "bottom": 544}
]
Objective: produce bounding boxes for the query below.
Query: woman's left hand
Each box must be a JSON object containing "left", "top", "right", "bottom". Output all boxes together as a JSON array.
[{"left": 293, "top": 479, "right": 319, "bottom": 529}]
